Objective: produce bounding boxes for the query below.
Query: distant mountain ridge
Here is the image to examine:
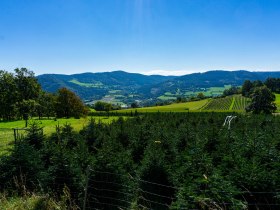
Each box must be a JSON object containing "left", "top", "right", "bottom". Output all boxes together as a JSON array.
[
  {"left": 37, "top": 70, "right": 175, "bottom": 102},
  {"left": 37, "top": 70, "right": 280, "bottom": 104},
  {"left": 140, "top": 70, "right": 280, "bottom": 97}
]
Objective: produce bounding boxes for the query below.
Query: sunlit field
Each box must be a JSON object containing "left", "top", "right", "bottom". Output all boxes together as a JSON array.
[{"left": 0, "top": 116, "right": 121, "bottom": 155}]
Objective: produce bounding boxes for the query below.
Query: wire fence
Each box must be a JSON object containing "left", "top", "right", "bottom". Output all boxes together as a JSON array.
[
  {"left": 81, "top": 169, "right": 280, "bottom": 210},
  {"left": 2, "top": 164, "right": 280, "bottom": 210}
]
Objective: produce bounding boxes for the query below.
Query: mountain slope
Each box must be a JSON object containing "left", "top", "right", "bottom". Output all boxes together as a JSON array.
[
  {"left": 140, "top": 70, "right": 280, "bottom": 97},
  {"left": 37, "top": 70, "right": 176, "bottom": 101},
  {"left": 37, "top": 70, "right": 280, "bottom": 104}
]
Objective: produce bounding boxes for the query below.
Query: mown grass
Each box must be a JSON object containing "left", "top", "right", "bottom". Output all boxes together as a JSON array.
[
  {"left": 0, "top": 116, "right": 120, "bottom": 155},
  {"left": 275, "top": 93, "right": 280, "bottom": 111},
  {"left": 115, "top": 95, "right": 253, "bottom": 114},
  {"left": 116, "top": 99, "right": 210, "bottom": 113},
  {"left": 158, "top": 85, "right": 232, "bottom": 100},
  {"left": 0, "top": 117, "right": 117, "bottom": 132},
  {"left": 69, "top": 79, "right": 103, "bottom": 88}
]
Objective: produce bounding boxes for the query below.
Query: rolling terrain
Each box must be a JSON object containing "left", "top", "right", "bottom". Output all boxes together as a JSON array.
[
  {"left": 38, "top": 70, "right": 280, "bottom": 106},
  {"left": 0, "top": 116, "right": 121, "bottom": 155},
  {"left": 115, "top": 95, "right": 251, "bottom": 113},
  {"left": 37, "top": 71, "right": 175, "bottom": 104}
]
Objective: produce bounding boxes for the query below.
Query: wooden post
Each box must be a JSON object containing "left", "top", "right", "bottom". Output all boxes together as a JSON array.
[{"left": 13, "top": 128, "right": 17, "bottom": 144}]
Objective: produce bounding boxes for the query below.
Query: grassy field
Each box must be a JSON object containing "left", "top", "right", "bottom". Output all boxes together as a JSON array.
[
  {"left": 275, "top": 94, "right": 280, "bottom": 111},
  {"left": 0, "top": 116, "right": 120, "bottom": 155},
  {"left": 69, "top": 79, "right": 103, "bottom": 88},
  {"left": 115, "top": 95, "right": 253, "bottom": 113},
  {"left": 116, "top": 99, "right": 210, "bottom": 113},
  {"left": 158, "top": 85, "right": 232, "bottom": 100}
]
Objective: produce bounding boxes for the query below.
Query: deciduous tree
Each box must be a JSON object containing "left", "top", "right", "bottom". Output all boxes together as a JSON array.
[
  {"left": 246, "top": 86, "right": 277, "bottom": 114},
  {"left": 56, "top": 87, "right": 87, "bottom": 118}
]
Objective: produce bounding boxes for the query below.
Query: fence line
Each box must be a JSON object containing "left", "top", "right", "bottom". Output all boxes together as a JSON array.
[{"left": 82, "top": 169, "right": 280, "bottom": 210}]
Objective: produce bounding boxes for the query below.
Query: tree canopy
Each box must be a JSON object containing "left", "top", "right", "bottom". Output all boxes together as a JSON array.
[
  {"left": 0, "top": 68, "right": 88, "bottom": 121},
  {"left": 55, "top": 87, "right": 88, "bottom": 118},
  {"left": 246, "top": 86, "right": 277, "bottom": 114}
]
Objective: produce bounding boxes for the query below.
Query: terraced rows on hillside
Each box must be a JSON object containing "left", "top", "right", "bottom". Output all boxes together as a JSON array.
[
  {"left": 202, "top": 95, "right": 250, "bottom": 111},
  {"left": 203, "top": 96, "right": 233, "bottom": 110},
  {"left": 232, "top": 95, "right": 251, "bottom": 111}
]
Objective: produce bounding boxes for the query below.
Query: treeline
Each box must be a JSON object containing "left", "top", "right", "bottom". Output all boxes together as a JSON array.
[
  {"left": 0, "top": 68, "right": 88, "bottom": 122},
  {"left": 241, "top": 78, "right": 277, "bottom": 114},
  {"left": 1, "top": 113, "right": 280, "bottom": 209},
  {"left": 242, "top": 77, "right": 280, "bottom": 97}
]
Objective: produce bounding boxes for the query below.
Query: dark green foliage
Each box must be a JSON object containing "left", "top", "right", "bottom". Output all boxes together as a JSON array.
[
  {"left": 94, "top": 101, "right": 113, "bottom": 111},
  {"left": 223, "top": 86, "right": 241, "bottom": 96},
  {"left": 246, "top": 86, "right": 277, "bottom": 114},
  {"left": 0, "top": 70, "right": 18, "bottom": 120},
  {"left": 0, "top": 142, "right": 43, "bottom": 194},
  {"left": 1, "top": 113, "right": 280, "bottom": 209},
  {"left": 242, "top": 80, "right": 253, "bottom": 97},
  {"left": 38, "top": 70, "right": 280, "bottom": 102},
  {"left": 36, "top": 92, "right": 56, "bottom": 119},
  {"left": 55, "top": 87, "right": 88, "bottom": 118},
  {"left": 265, "top": 77, "right": 280, "bottom": 93},
  {"left": 131, "top": 102, "right": 139, "bottom": 108},
  {"left": 197, "top": 92, "right": 206, "bottom": 99},
  {"left": 14, "top": 68, "right": 41, "bottom": 101},
  {"left": 25, "top": 122, "right": 44, "bottom": 149},
  {"left": 37, "top": 71, "right": 175, "bottom": 101},
  {"left": 0, "top": 68, "right": 41, "bottom": 121}
]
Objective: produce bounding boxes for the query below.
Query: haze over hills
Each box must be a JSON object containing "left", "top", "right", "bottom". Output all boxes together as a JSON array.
[{"left": 37, "top": 70, "right": 280, "bottom": 106}]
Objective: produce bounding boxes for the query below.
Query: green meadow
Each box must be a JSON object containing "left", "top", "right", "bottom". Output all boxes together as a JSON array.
[
  {"left": 116, "top": 99, "right": 209, "bottom": 113},
  {"left": 69, "top": 79, "right": 103, "bottom": 88},
  {"left": 158, "top": 85, "right": 232, "bottom": 100},
  {"left": 115, "top": 95, "right": 252, "bottom": 113},
  {"left": 0, "top": 116, "right": 120, "bottom": 155},
  {"left": 275, "top": 93, "right": 280, "bottom": 112}
]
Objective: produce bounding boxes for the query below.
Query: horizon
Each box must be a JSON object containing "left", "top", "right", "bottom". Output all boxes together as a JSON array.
[
  {"left": 1, "top": 0, "right": 280, "bottom": 75},
  {"left": 35, "top": 69, "right": 280, "bottom": 77}
]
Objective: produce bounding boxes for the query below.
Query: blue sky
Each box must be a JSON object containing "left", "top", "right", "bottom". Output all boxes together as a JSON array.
[{"left": 1, "top": 0, "right": 280, "bottom": 75}]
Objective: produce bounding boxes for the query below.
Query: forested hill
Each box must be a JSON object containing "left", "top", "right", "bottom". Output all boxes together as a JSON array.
[
  {"left": 37, "top": 71, "right": 175, "bottom": 101},
  {"left": 139, "top": 70, "right": 280, "bottom": 96},
  {"left": 37, "top": 70, "right": 280, "bottom": 102}
]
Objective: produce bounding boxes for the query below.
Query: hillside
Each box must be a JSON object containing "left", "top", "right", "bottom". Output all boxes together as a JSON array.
[
  {"left": 114, "top": 95, "right": 252, "bottom": 113},
  {"left": 37, "top": 70, "right": 280, "bottom": 105},
  {"left": 140, "top": 70, "right": 280, "bottom": 97},
  {"left": 37, "top": 71, "right": 175, "bottom": 103}
]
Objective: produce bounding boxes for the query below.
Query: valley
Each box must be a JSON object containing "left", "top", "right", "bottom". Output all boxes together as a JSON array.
[{"left": 37, "top": 70, "right": 280, "bottom": 107}]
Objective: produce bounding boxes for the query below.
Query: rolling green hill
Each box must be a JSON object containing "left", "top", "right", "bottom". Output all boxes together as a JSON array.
[
  {"left": 37, "top": 71, "right": 175, "bottom": 103},
  {"left": 115, "top": 99, "right": 209, "bottom": 113},
  {"left": 202, "top": 95, "right": 251, "bottom": 111},
  {"left": 37, "top": 70, "right": 280, "bottom": 106},
  {"left": 115, "top": 95, "right": 251, "bottom": 113},
  {"left": 140, "top": 70, "right": 280, "bottom": 98},
  {"left": 0, "top": 116, "right": 121, "bottom": 156}
]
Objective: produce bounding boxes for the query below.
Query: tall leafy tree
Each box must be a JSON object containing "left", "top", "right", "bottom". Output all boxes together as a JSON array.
[
  {"left": 246, "top": 86, "right": 277, "bottom": 114},
  {"left": 56, "top": 87, "right": 87, "bottom": 118},
  {"left": 14, "top": 68, "right": 42, "bottom": 121},
  {"left": 36, "top": 91, "right": 56, "bottom": 119},
  {"left": 18, "top": 99, "right": 37, "bottom": 127},
  {"left": 265, "top": 77, "right": 280, "bottom": 93},
  {"left": 0, "top": 70, "right": 17, "bottom": 120},
  {"left": 241, "top": 80, "right": 253, "bottom": 97},
  {"left": 14, "top": 68, "right": 41, "bottom": 101}
]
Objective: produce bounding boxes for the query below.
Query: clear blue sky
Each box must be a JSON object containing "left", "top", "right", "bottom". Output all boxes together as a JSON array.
[{"left": 1, "top": 0, "right": 280, "bottom": 75}]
